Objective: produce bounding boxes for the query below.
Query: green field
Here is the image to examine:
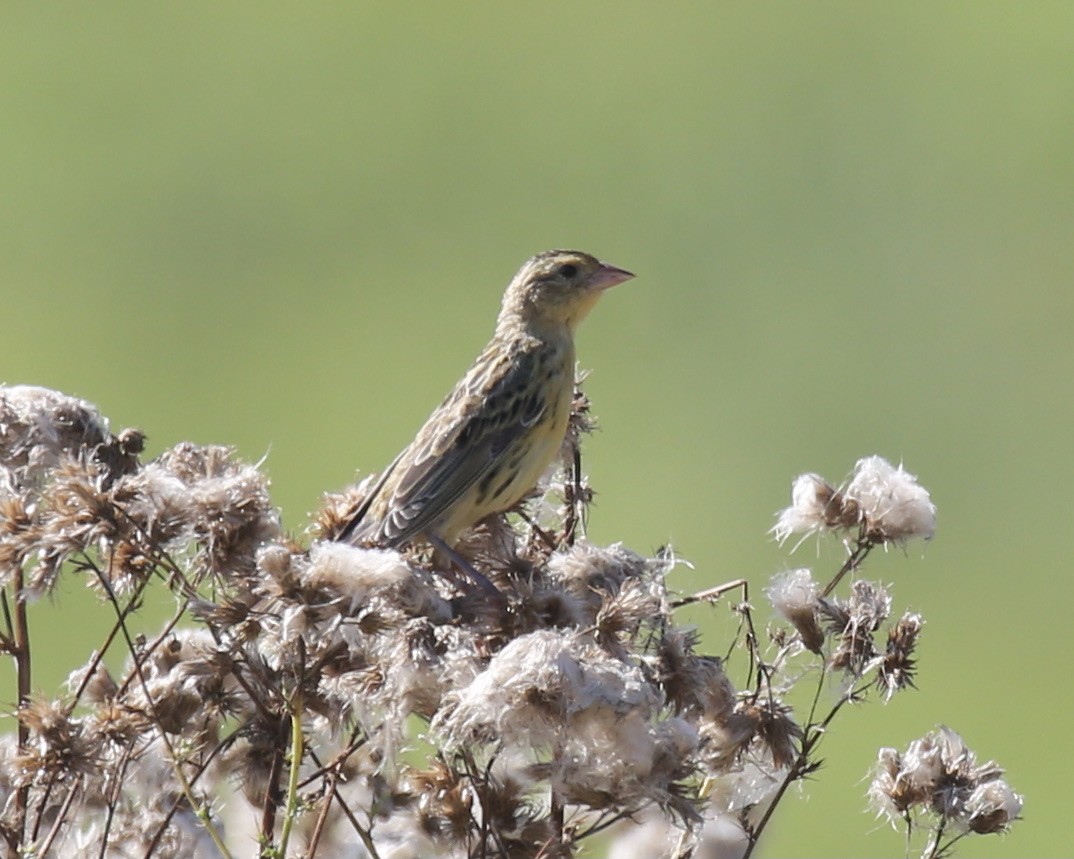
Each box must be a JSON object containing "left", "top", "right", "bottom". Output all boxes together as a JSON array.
[{"left": 3, "top": 4, "right": 1068, "bottom": 856}]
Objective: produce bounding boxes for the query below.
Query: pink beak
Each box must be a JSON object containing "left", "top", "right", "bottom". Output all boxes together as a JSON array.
[{"left": 590, "top": 262, "right": 634, "bottom": 290}]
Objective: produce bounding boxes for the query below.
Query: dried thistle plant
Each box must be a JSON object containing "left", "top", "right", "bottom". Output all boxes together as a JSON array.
[
  {"left": 868, "top": 725, "right": 1022, "bottom": 858},
  {"left": 0, "top": 384, "right": 1020, "bottom": 858}
]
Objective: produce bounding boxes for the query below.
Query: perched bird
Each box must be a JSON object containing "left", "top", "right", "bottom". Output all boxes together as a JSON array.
[{"left": 339, "top": 250, "right": 632, "bottom": 582}]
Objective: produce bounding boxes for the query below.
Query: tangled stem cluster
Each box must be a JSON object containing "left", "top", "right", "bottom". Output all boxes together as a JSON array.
[{"left": 0, "top": 385, "right": 1019, "bottom": 858}]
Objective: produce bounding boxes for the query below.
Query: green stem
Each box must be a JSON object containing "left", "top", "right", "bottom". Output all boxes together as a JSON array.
[{"left": 278, "top": 692, "right": 304, "bottom": 859}]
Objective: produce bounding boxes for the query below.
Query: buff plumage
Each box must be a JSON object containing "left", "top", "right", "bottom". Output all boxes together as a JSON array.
[{"left": 340, "top": 250, "right": 632, "bottom": 551}]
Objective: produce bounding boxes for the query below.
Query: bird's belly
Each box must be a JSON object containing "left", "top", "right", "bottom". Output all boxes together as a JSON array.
[{"left": 437, "top": 385, "right": 572, "bottom": 543}]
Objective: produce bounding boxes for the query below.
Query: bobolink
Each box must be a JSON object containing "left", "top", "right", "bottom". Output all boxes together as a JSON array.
[{"left": 340, "top": 250, "right": 632, "bottom": 579}]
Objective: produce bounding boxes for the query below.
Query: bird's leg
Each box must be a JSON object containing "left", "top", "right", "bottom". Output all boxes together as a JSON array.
[{"left": 427, "top": 534, "right": 507, "bottom": 605}]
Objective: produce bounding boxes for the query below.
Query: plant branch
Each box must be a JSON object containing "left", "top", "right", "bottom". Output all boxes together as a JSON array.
[{"left": 11, "top": 568, "right": 32, "bottom": 845}]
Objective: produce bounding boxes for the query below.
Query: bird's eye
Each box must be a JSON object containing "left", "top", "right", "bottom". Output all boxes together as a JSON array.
[{"left": 557, "top": 263, "right": 578, "bottom": 279}]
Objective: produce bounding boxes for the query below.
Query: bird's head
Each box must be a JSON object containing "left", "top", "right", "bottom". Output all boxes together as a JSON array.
[{"left": 498, "top": 250, "right": 633, "bottom": 334}]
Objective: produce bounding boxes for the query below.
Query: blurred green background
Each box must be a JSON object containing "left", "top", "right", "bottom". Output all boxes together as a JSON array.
[{"left": 2, "top": 3, "right": 1068, "bottom": 855}]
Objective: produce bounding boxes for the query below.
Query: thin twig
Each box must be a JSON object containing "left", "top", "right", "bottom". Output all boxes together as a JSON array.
[
  {"left": 144, "top": 730, "right": 239, "bottom": 859},
  {"left": 671, "top": 578, "right": 748, "bottom": 609},
  {"left": 37, "top": 774, "right": 82, "bottom": 858},
  {"left": 111, "top": 597, "right": 191, "bottom": 700},
  {"left": 97, "top": 745, "right": 134, "bottom": 859},
  {"left": 549, "top": 794, "right": 565, "bottom": 857},
  {"left": 30, "top": 768, "right": 61, "bottom": 843},
  {"left": 735, "top": 600, "right": 768, "bottom": 696},
  {"left": 516, "top": 508, "right": 559, "bottom": 554},
  {"left": 258, "top": 727, "right": 286, "bottom": 856},
  {"left": 562, "top": 439, "right": 586, "bottom": 547},
  {"left": 297, "top": 726, "right": 366, "bottom": 790},
  {"left": 66, "top": 562, "right": 156, "bottom": 710},
  {"left": 11, "top": 567, "right": 32, "bottom": 844},
  {"left": 932, "top": 829, "right": 969, "bottom": 859},
  {"left": 573, "top": 807, "right": 635, "bottom": 840},
  {"left": 460, "top": 751, "right": 509, "bottom": 859},
  {"left": 0, "top": 589, "right": 14, "bottom": 648},
  {"left": 306, "top": 749, "right": 382, "bottom": 859},
  {"left": 304, "top": 768, "right": 337, "bottom": 859},
  {"left": 298, "top": 725, "right": 369, "bottom": 785},
  {"left": 91, "top": 564, "right": 234, "bottom": 859},
  {"left": 924, "top": 812, "right": 946, "bottom": 859},
  {"left": 820, "top": 533, "right": 874, "bottom": 597},
  {"left": 109, "top": 502, "right": 204, "bottom": 600},
  {"left": 742, "top": 677, "right": 872, "bottom": 859}
]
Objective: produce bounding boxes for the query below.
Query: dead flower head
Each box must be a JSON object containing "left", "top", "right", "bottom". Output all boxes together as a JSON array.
[
  {"left": 766, "top": 568, "right": 825, "bottom": 653},
  {"left": 773, "top": 456, "right": 935, "bottom": 548},
  {"left": 869, "top": 725, "right": 1022, "bottom": 837}
]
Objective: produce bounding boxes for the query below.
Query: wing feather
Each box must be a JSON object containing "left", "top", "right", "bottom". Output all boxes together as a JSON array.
[{"left": 375, "top": 343, "right": 547, "bottom": 546}]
